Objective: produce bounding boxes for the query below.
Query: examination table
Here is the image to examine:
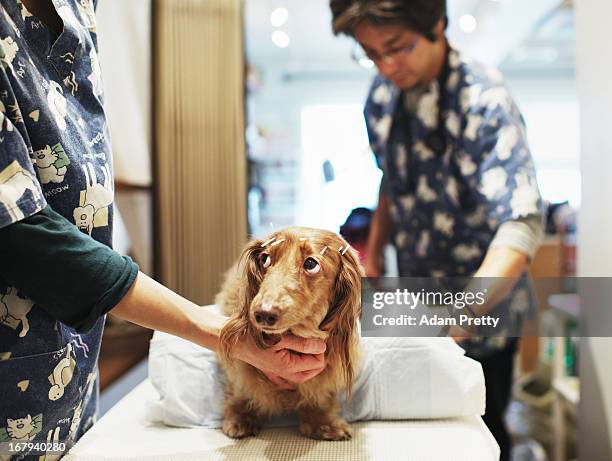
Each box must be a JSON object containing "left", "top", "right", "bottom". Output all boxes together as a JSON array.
[{"left": 64, "top": 378, "right": 500, "bottom": 460}]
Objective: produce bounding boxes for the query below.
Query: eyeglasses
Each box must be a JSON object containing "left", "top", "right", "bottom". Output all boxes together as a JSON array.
[{"left": 351, "top": 37, "right": 420, "bottom": 68}]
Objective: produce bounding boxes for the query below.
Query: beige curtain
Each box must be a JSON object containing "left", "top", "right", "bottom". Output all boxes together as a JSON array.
[{"left": 154, "top": 0, "right": 247, "bottom": 304}]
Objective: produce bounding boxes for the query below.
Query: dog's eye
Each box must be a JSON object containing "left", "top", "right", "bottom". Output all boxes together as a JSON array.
[
  {"left": 259, "top": 253, "right": 271, "bottom": 269},
  {"left": 303, "top": 257, "right": 320, "bottom": 274}
]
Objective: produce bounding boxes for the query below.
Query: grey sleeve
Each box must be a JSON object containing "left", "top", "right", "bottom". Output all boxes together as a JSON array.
[{"left": 489, "top": 214, "right": 545, "bottom": 259}]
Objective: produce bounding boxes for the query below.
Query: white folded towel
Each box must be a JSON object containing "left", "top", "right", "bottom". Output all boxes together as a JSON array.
[{"left": 146, "top": 308, "right": 486, "bottom": 428}]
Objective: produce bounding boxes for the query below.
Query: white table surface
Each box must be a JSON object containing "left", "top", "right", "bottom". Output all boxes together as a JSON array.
[{"left": 65, "top": 379, "right": 500, "bottom": 461}]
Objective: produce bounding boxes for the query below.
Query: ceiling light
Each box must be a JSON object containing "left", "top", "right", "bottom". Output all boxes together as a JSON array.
[
  {"left": 271, "top": 30, "right": 290, "bottom": 48},
  {"left": 459, "top": 14, "right": 477, "bottom": 33},
  {"left": 270, "top": 7, "right": 289, "bottom": 27}
]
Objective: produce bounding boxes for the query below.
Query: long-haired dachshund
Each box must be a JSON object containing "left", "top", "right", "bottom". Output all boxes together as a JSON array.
[{"left": 216, "top": 227, "right": 363, "bottom": 441}]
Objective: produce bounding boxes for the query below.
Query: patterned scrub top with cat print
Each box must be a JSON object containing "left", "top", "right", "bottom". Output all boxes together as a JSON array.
[
  {"left": 0, "top": 0, "right": 112, "bottom": 458},
  {"left": 364, "top": 46, "right": 544, "bottom": 356}
]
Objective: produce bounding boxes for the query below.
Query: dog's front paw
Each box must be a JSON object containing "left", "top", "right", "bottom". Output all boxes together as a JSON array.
[
  {"left": 222, "top": 418, "right": 261, "bottom": 439},
  {"left": 299, "top": 419, "right": 352, "bottom": 441}
]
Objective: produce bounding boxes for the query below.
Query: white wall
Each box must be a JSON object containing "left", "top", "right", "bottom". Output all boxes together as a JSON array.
[
  {"left": 96, "top": 0, "right": 152, "bottom": 187},
  {"left": 505, "top": 77, "right": 580, "bottom": 206},
  {"left": 96, "top": 0, "right": 154, "bottom": 274},
  {"left": 575, "top": 0, "right": 612, "bottom": 458}
]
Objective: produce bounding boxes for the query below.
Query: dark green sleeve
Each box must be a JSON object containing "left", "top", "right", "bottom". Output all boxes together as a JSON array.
[{"left": 0, "top": 205, "right": 139, "bottom": 332}]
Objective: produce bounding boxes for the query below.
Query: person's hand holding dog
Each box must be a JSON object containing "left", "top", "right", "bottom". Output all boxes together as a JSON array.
[{"left": 233, "top": 333, "right": 327, "bottom": 390}]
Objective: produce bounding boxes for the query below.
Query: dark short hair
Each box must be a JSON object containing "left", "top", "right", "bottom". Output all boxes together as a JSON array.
[{"left": 330, "top": 0, "right": 447, "bottom": 41}]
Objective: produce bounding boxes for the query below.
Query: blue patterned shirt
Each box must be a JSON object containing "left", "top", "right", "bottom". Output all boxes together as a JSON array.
[
  {"left": 364, "top": 46, "right": 543, "bottom": 354},
  {"left": 0, "top": 0, "right": 111, "bottom": 456}
]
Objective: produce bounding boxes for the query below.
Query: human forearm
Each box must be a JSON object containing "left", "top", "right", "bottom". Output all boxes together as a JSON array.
[
  {"left": 365, "top": 188, "right": 392, "bottom": 276},
  {"left": 367, "top": 189, "right": 392, "bottom": 254},
  {"left": 463, "top": 214, "right": 543, "bottom": 317},
  {"left": 466, "top": 246, "right": 529, "bottom": 317},
  {"left": 110, "top": 271, "right": 226, "bottom": 352}
]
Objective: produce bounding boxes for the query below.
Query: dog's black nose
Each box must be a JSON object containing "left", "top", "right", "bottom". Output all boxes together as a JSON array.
[{"left": 254, "top": 307, "right": 280, "bottom": 327}]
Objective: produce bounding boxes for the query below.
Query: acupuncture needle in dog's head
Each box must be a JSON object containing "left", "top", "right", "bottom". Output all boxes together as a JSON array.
[
  {"left": 269, "top": 238, "right": 285, "bottom": 247},
  {"left": 261, "top": 237, "right": 276, "bottom": 247}
]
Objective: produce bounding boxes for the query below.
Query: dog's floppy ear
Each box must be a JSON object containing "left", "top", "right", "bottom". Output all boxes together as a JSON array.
[
  {"left": 238, "top": 238, "right": 266, "bottom": 305},
  {"left": 321, "top": 244, "right": 363, "bottom": 396},
  {"left": 218, "top": 238, "right": 267, "bottom": 361}
]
